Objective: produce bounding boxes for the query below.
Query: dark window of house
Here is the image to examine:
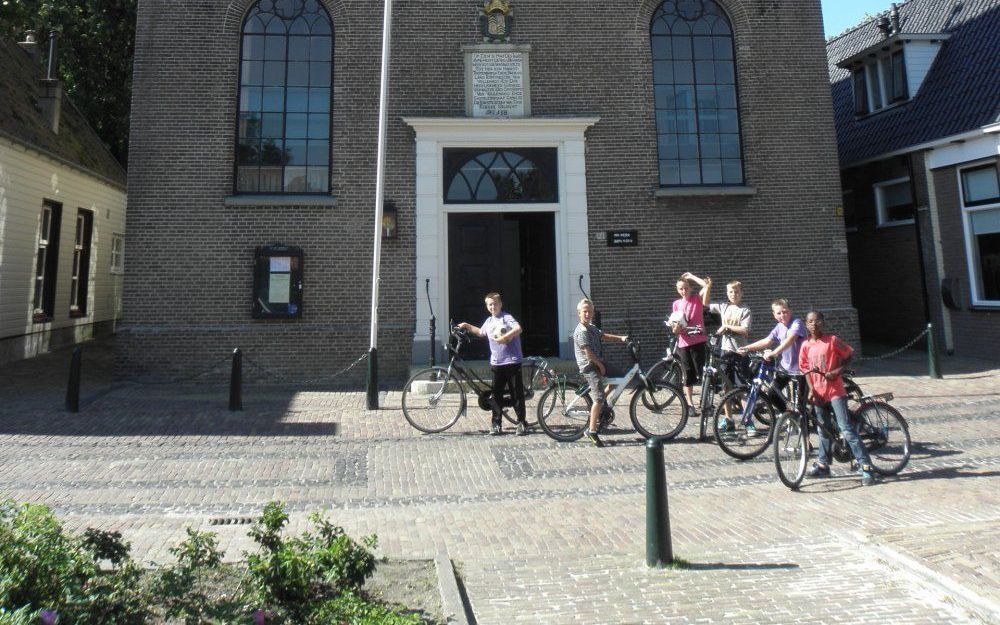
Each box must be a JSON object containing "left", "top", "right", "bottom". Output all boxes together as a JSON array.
[
  {"left": 961, "top": 164, "right": 1000, "bottom": 207},
  {"left": 33, "top": 201, "right": 62, "bottom": 322},
  {"left": 443, "top": 148, "right": 558, "bottom": 203},
  {"left": 651, "top": 0, "right": 743, "bottom": 186},
  {"left": 852, "top": 68, "right": 868, "bottom": 115},
  {"left": 875, "top": 178, "right": 915, "bottom": 225},
  {"left": 69, "top": 209, "right": 94, "bottom": 316},
  {"left": 889, "top": 49, "right": 908, "bottom": 102},
  {"left": 236, "top": 0, "right": 333, "bottom": 194}
]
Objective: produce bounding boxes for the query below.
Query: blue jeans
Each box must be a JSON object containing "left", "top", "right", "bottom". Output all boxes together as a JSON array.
[{"left": 813, "top": 395, "right": 870, "bottom": 468}]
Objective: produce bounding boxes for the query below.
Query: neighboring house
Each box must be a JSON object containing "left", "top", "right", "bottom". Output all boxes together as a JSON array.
[
  {"left": 828, "top": 0, "right": 1000, "bottom": 358},
  {"left": 0, "top": 35, "right": 127, "bottom": 364},
  {"left": 122, "top": 0, "right": 856, "bottom": 382}
]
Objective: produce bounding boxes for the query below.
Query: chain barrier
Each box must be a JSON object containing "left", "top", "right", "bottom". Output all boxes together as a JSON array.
[
  {"left": 115, "top": 355, "right": 232, "bottom": 386},
  {"left": 854, "top": 326, "right": 930, "bottom": 362},
  {"left": 242, "top": 351, "right": 369, "bottom": 386}
]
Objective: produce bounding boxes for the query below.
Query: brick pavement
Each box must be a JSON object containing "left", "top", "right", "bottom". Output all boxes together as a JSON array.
[{"left": 1, "top": 339, "right": 999, "bottom": 623}]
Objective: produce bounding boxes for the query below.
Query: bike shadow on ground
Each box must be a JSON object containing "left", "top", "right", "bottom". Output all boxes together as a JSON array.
[
  {"left": 908, "top": 442, "right": 963, "bottom": 460},
  {"left": 797, "top": 465, "right": 999, "bottom": 493}
]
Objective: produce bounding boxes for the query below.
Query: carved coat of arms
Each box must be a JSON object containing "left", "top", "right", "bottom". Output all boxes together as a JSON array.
[{"left": 479, "top": 0, "right": 514, "bottom": 42}]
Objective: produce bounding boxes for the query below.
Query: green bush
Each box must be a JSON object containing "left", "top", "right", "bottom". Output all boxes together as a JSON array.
[
  {"left": 306, "top": 592, "right": 423, "bottom": 625},
  {"left": 151, "top": 528, "right": 235, "bottom": 624},
  {"left": 0, "top": 501, "right": 151, "bottom": 624}
]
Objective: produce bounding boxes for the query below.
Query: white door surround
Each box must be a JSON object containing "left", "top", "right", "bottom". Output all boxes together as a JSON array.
[{"left": 402, "top": 116, "right": 599, "bottom": 363}]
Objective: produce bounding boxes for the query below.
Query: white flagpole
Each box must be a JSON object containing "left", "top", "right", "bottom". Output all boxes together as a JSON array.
[{"left": 366, "top": 0, "right": 394, "bottom": 409}]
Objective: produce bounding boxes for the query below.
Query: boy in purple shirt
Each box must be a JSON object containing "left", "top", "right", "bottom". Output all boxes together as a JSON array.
[
  {"left": 740, "top": 298, "right": 807, "bottom": 418},
  {"left": 457, "top": 292, "right": 527, "bottom": 436}
]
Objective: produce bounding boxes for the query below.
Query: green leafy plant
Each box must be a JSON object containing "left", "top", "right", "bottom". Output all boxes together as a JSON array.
[{"left": 151, "top": 528, "right": 231, "bottom": 624}]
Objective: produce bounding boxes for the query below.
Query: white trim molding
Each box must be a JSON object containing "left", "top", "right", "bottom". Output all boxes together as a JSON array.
[
  {"left": 873, "top": 176, "right": 915, "bottom": 227},
  {"left": 403, "top": 116, "right": 600, "bottom": 363}
]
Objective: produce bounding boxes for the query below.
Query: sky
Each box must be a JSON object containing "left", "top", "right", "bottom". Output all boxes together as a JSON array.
[{"left": 821, "top": 0, "right": 899, "bottom": 39}]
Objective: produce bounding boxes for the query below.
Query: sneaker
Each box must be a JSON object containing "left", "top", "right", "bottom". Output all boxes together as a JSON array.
[
  {"left": 585, "top": 430, "right": 605, "bottom": 448},
  {"left": 860, "top": 465, "right": 876, "bottom": 486},
  {"left": 745, "top": 423, "right": 759, "bottom": 437},
  {"left": 717, "top": 417, "right": 733, "bottom": 432},
  {"left": 515, "top": 421, "right": 527, "bottom": 436},
  {"left": 806, "top": 463, "right": 831, "bottom": 478},
  {"left": 489, "top": 423, "right": 502, "bottom": 436}
]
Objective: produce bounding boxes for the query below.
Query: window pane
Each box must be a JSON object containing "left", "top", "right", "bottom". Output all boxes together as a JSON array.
[
  {"left": 700, "top": 134, "right": 720, "bottom": 158},
  {"left": 285, "top": 139, "right": 307, "bottom": 165},
  {"left": 715, "top": 61, "right": 734, "bottom": 84},
  {"left": 288, "top": 36, "right": 309, "bottom": 61},
  {"left": 693, "top": 37, "right": 713, "bottom": 59},
  {"left": 882, "top": 181, "right": 912, "bottom": 207},
  {"left": 239, "top": 113, "right": 261, "bottom": 139},
  {"left": 695, "top": 60, "right": 715, "bottom": 83},
  {"left": 660, "top": 160, "right": 681, "bottom": 186},
  {"left": 260, "top": 139, "right": 285, "bottom": 164},
  {"left": 309, "top": 88, "right": 330, "bottom": 112},
  {"left": 259, "top": 167, "right": 282, "bottom": 192},
  {"left": 675, "top": 110, "right": 696, "bottom": 133},
  {"left": 698, "top": 109, "right": 719, "bottom": 132},
  {"left": 307, "top": 140, "right": 329, "bottom": 166},
  {"left": 962, "top": 166, "right": 1000, "bottom": 205},
  {"left": 310, "top": 36, "right": 331, "bottom": 60},
  {"left": 720, "top": 134, "right": 740, "bottom": 158},
  {"left": 243, "top": 35, "right": 265, "bottom": 60},
  {"left": 307, "top": 113, "right": 328, "bottom": 138},
  {"left": 853, "top": 69, "right": 868, "bottom": 115},
  {"left": 680, "top": 159, "right": 700, "bottom": 184},
  {"left": 673, "top": 60, "right": 694, "bottom": 83},
  {"left": 287, "top": 62, "right": 309, "bottom": 86},
  {"left": 654, "top": 85, "right": 675, "bottom": 110},
  {"left": 722, "top": 159, "right": 743, "bottom": 184},
  {"left": 286, "top": 87, "right": 308, "bottom": 112},
  {"left": 263, "top": 60, "right": 285, "bottom": 85},
  {"left": 241, "top": 86, "right": 263, "bottom": 112},
  {"left": 310, "top": 61, "right": 331, "bottom": 86},
  {"left": 286, "top": 113, "right": 308, "bottom": 138},
  {"left": 256, "top": 87, "right": 280, "bottom": 112},
  {"left": 284, "top": 167, "right": 308, "bottom": 192},
  {"left": 261, "top": 113, "right": 284, "bottom": 138},
  {"left": 306, "top": 167, "right": 329, "bottom": 192},
  {"left": 672, "top": 37, "right": 692, "bottom": 59},
  {"left": 237, "top": 139, "right": 261, "bottom": 165},
  {"left": 656, "top": 110, "right": 677, "bottom": 133},
  {"left": 674, "top": 84, "right": 695, "bottom": 108},
  {"left": 891, "top": 50, "right": 908, "bottom": 101},
  {"left": 657, "top": 134, "right": 679, "bottom": 159},
  {"left": 713, "top": 36, "right": 733, "bottom": 60},
  {"left": 238, "top": 167, "right": 259, "bottom": 192},
  {"left": 717, "top": 84, "right": 736, "bottom": 108},
  {"left": 242, "top": 60, "right": 264, "bottom": 86},
  {"left": 971, "top": 208, "right": 1000, "bottom": 235},
  {"left": 718, "top": 109, "right": 738, "bottom": 133},
  {"left": 651, "top": 36, "right": 671, "bottom": 60},
  {"left": 702, "top": 159, "right": 723, "bottom": 183},
  {"left": 974, "top": 228, "right": 1000, "bottom": 300},
  {"left": 264, "top": 35, "right": 285, "bottom": 59},
  {"left": 678, "top": 134, "right": 699, "bottom": 159},
  {"left": 653, "top": 61, "right": 674, "bottom": 83},
  {"left": 696, "top": 85, "right": 717, "bottom": 109}
]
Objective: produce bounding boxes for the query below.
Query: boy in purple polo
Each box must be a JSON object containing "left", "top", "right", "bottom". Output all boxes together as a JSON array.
[
  {"left": 739, "top": 298, "right": 807, "bottom": 422},
  {"left": 457, "top": 292, "right": 527, "bottom": 436}
]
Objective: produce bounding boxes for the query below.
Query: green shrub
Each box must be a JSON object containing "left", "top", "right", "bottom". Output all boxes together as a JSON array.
[
  {"left": 0, "top": 606, "right": 36, "bottom": 625},
  {"left": 151, "top": 528, "right": 233, "bottom": 624},
  {"left": 306, "top": 591, "right": 422, "bottom": 625},
  {"left": 0, "top": 501, "right": 151, "bottom": 624}
]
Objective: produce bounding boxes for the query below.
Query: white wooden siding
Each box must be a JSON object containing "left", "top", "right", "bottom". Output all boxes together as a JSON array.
[
  {"left": 905, "top": 41, "right": 943, "bottom": 98},
  {"left": 0, "top": 137, "right": 126, "bottom": 341}
]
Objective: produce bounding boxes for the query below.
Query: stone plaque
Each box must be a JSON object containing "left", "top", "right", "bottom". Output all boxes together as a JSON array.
[{"left": 464, "top": 44, "right": 531, "bottom": 118}]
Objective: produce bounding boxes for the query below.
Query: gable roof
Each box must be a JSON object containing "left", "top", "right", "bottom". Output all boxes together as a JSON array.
[
  {"left": 827, "top": 0, "right": 1000, "bottom": 167},
  {"left": 0, "top": 38, "right": 126, "bottom": 187}
]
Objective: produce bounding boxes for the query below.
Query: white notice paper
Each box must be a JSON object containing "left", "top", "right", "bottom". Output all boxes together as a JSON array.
[
  {"left": 269, "top": 273, "right": 291, "bottom": 304},
  {"left": 270, "top": 256, "right": 291, "bottom": 272}
]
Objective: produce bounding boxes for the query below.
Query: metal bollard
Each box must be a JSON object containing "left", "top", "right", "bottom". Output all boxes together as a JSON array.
[
  {"left": 229, "top": 348, "right": 243, "bottom": 411},
  {"left": 927, "top": 323, "right": 942, "bottom": 379},
  {"left": 366, "top": 347, "right": 379, "bottom": 409},
  {"left": 66, "top": 346, "right": 82, "bottom": 413},
  {"left": 645, "top": 435, "right": 673, "bottom": 567}
]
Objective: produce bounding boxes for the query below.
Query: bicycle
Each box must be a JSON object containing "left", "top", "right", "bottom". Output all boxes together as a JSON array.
[
  {"left": 709, "top": 355, "right": 787, "bottom": 460},
  {"left": 400, "top": 327, "right": 554, "bottom": 433},
  {"left": 535, "top": 338, "right": 688, "bottom": 442},
  {"left": 644, "top": 331, "right": 682, "bottom": 389},
  {"left": 774, "top": 385, "right": 911, "bottom": 490}
]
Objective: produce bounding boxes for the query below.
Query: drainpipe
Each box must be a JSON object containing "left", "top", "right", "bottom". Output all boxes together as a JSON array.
[{"left": 39, "top": 31, "right": 62, "bottom": 134}]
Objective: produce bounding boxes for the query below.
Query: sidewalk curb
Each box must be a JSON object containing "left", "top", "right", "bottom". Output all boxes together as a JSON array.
[
  {"left": 435, "top": 549, "right": 472, "bottom": 625},
  {"left": 856, "top": 532, "right": 1000, "bottom": 624}
]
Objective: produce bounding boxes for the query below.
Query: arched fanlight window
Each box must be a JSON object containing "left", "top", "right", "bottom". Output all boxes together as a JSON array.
[
  {"left": 651, "top": 0, "right": 743, "bottom": 186},
  {"left": 236, "top": 0, "right": 333, "bottom": 193},
  {"left": 444, "top": 148, "right": 558, "bottom": 203}
]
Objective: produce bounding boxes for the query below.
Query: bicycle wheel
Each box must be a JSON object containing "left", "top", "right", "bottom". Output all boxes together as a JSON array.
[
  {"left": 856, "top": 401, "right": 910, "bottom": 475},
  {"left": 401, "top": 367, "right": 465, "bottom": 433},
  {"left": 774, "top": 413, "right": 808, "bottom": 490},
  {"left": 493, "top": 365, "right": 541, "bottom": 428},
  {"left": 713, "top": 386, "right": 776, "bottom": 460},
  {"left": 697, "top": 376, "right": 717, "bottom": 441},
  {"left": 630, "top": 382, "right": 688, "bottom": 440},
  {"left": 536, "top": 384, "right": 592, "bottom": 442},
  {"left": 643, "top": 361, "right": 683, "bottom": 411}
]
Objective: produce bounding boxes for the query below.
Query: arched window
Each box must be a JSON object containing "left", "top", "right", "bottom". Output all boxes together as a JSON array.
[
  {"left": 444, "top": 148, "right": 558, "bottom": 203},
  {"left": 236, "top": 0, "right": 332, "bottom": 194},
  {"left": 651, "top": 0, "right": 743, "bottom": 186}
]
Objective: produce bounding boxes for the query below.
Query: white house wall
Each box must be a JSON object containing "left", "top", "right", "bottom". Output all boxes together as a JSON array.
[{"left": 0, "top": 137, "right": 126, "bottom": 361}]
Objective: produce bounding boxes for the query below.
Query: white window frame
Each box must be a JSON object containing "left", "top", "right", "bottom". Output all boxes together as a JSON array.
[
  {"left": 110, "top": 232, "right": 125, "bottom": 274},
  {"left": 855, "top": 48, "right": 909, "bottom": 115},
  {"left": 33, "top": 205, "right": 54, "bottom": 314},
  {"left": 69, "top": 213, "right": 86, "bottom": 313},
  {"left": 959, "top": 159, "right": 1000, "bottom": 307},
  {"left": 874, "top": 177, "right": 915, "bottom": 227}
]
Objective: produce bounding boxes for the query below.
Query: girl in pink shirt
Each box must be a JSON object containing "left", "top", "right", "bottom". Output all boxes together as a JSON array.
[{"left": 669, "top": 273, "right": 709, "bottom": 408}]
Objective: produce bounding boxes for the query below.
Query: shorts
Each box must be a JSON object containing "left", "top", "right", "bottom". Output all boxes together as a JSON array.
[
  {"left": 676, "top": 342, "right": 707, "bottom": 386},
  {"left": 580, "top": 363, "right": 623, "bottom": 405},
  {"left": 720, "top": 351, "right": 752, "bottom": 389}
]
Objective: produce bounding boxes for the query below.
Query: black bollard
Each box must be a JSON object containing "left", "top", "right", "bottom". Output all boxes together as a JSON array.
[
  {"left": 229, "top": 348, "right": 243, "bottom": 411},
  {"left": 66, "top": 346, "right": 82, "bottom": 413},
  {"left": 646, "top": 436, "right": 673, "bottom": 567},
  {"left": 927, "top": 323, "right": 942, "bottom": 379},
  {"left": 366, "top": 347, "right": 379, "bottom": 409}
]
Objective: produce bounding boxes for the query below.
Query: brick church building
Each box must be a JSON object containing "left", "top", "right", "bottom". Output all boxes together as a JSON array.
[{"left": 121, "top": 0, "right": 856, "bottom": 383}]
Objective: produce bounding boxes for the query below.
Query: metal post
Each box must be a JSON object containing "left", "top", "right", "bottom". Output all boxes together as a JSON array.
[
  {"left": 927, "top": 322, "right": 942, "bottom": 379},
  {"left": 426, "top": 279, "right": 436, "bottom": 368},
  {"left": 365, "top": 0, "right": 394, "bottom": 410},
  {"left": 645, "top": 436, "right": 673, "bottom": 567},
  {"left": 229, "top": 348, "right": 243, "bottom": 411},
  {"left": 65, "top": 346, "right": 81, "bottom": 413}
]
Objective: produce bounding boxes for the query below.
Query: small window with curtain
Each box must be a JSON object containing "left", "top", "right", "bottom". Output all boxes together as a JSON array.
[
  {"left": 69, "top": 209, "right": 94, "bottom": 317},
  {"left": 650, "top": 0, "right": 743, "bottom": 187},
  {"left": 874, "top": 177, "right": 914, "bottom": 227},
  {"left": 33, "top": 201, "right": 62, "bottom": 322},
  {"left": 236, "top": 0, "right": 333, "bottom": 194},
  {"left": 960, "top": 163, "right": 1000, "bottom": 305}
]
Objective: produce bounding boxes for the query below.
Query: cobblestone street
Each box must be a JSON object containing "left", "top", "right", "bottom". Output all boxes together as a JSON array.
[{"left": 1, "top": 340, "right": 999, "bottom": 624}]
